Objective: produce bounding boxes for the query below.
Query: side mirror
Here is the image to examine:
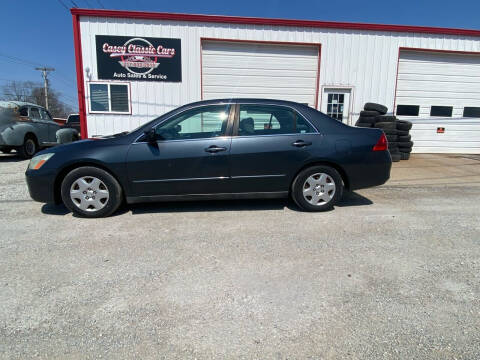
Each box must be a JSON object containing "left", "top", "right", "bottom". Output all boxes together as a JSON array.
[{"left": 144, "top": 128, "right": 157, "bottom": 144}]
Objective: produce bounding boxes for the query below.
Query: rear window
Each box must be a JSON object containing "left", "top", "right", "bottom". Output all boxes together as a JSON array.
[{"left": 67, "top": 115, "right": 80, "bottom": 124}]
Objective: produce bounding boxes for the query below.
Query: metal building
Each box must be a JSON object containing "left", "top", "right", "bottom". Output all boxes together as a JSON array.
[{"left": 72, "top": 8, "right": 480, "bottom": 153}]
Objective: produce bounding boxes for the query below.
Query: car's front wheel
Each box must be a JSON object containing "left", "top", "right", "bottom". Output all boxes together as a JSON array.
[
  {"left": 291, "top": 165, "right": 344, "bottom": 212},
  {"left": 61, "top": 166, "right": 123, "bottom": 218}
]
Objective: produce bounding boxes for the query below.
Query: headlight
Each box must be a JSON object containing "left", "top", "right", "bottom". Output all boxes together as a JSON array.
[{"left": 28, "top": 153, "right": 54, "bottom": 170}]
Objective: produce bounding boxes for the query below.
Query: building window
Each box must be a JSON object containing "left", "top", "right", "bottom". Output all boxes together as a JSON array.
[
  {"left": 463, "top": 107, "right": 480, "bottom": 118},
  {"left": 430, "top": 106, "right": 453, "bottom": 117},
  {"left": 396, "top": 105, "right": 419, "bottom": 116},
  {"left": 89, "top": 82, "right": 130, "bottom": 114},
  {"left": 326, "top": 93, "right": 345, "bottom": 121}
]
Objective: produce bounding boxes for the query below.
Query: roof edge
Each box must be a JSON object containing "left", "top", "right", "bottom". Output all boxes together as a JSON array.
[{"left": 70, "top": 8, "right": 480, "bottom": 37}]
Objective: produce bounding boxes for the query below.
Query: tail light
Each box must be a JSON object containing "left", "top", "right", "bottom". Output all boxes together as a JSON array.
[{"left": 373, "top": 133, "right": 388, "bottom": 151}]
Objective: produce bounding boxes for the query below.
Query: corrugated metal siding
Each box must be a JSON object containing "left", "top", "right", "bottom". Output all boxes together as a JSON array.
[
  {"left": 202, "top": 41, "right": 319, "bottom": 106},
  {"left": 409, "top": 119, "right": 480, "bottom": 154},
  {"left": 79, "top": 16, "right": 480, "bottom": 137}
]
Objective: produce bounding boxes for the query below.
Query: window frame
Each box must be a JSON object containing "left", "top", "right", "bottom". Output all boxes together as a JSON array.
[
  {"left": 87, "top": 81, "right": 131, "bottom": 115},
  {"left": 135, "top": 104, "right": 235, "bottom": 143},
  {"left": 232, "top": 103, "right": 318, "bottom": 137}
]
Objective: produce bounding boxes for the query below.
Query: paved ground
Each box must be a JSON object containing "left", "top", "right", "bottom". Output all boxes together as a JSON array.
[{"left": 0, "top": 153, "right": 479, "bottom": 359}]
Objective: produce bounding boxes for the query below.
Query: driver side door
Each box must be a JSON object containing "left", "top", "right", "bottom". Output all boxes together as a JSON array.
[{"left": 126, "top": 104, "right": 234, "bottom": 198}]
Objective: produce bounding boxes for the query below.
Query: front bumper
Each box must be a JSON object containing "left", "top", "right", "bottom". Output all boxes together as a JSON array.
[{"left": 25, "top": 169, "right": 57, "bottom": 203}]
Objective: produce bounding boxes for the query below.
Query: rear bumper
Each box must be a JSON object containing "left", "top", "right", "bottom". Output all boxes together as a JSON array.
[
  {"left": 346, "top": 151, "right": 391, "bottom": 190},
  {"left": 25, "top": 169, "right": 57, "bottom": 203}
]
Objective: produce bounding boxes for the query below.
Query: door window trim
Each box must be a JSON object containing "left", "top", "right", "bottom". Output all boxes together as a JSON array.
[
  {"left": 133, "top": 104, "right": 235, "bottom": 143},
  {"left": 232, "top": 103, "right": 319, "bottom": 137}
]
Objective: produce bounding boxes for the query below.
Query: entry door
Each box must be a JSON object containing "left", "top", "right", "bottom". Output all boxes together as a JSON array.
[
  {"left": 29, "top": 107, "right": 49, "bottom": 144},
  {"left": 322, "top": 88, "right": 351, "bottom": 124},
  {"left": 229, "top": 104, "right": 321, "bottom": 193},
  {"left": 126, "top": 105, "right": 233, "bottom": 197}
]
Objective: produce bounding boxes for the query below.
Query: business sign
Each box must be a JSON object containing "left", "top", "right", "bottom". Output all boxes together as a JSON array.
[{"left": 95, "top": 35, "right": 182, "bottom": 82}]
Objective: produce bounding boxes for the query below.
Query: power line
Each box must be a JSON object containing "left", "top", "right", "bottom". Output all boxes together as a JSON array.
[
  {"left": 83, "top": 0, "right": 93, "bottom": 7},
  {"left": 57, "top": 0, "right": 69, "bottom": 10},
  {"left": 96, "top": 0, "right": 105, "bottom": 8},
  {"left": 70, "top": 0, "right": 79, "bottom": 7}
]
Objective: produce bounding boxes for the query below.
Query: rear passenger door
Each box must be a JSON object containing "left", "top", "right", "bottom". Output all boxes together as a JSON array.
[{"left": 229, "top": 104, "right": 320, "bottom": 193}]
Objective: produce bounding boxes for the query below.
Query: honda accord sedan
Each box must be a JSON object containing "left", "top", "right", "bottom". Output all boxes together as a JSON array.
[{"left": 26, "top": 99, "right": 391, "bottom": 217}]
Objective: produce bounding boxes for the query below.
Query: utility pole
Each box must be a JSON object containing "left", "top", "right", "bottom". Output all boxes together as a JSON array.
[{"left": 35, "top": 67, "right": 55, "bottom": 109}]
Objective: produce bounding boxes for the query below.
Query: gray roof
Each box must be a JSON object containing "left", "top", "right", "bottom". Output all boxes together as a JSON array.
[{"left": 0, "top": 100, "right": 43, "bottom": 109}]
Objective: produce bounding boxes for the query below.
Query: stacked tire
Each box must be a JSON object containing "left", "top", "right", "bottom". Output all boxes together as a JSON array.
[
  {"left": 374, "top": 115, "right": 401, "bottom": 162},
  {"left": 396, "top": 120, "right": 413, "bottom": 160},
  {"left": 354, "top": 102, "right": 413, "bottom": 162}
]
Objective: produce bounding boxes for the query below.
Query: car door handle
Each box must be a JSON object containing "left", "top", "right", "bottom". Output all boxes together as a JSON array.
[
  {"left": 292, "top": 140, "right": 312, "bottom": 147},
  {"left": 205, "top": 145, "right": 227, "bottom": 153}
]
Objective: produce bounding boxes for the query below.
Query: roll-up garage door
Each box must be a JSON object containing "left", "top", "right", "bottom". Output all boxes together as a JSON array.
[
  {"left": 202, "top": 41, "right": 319, "bottom": 107},
  {"left": 396, "top": 50, "right": 480, "bottom": 153}
]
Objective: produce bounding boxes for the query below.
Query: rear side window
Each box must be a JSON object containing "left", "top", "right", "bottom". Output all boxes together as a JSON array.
[
  {"left": 19, "top": 107, "right": 28, "bottom": 116},
  {"left": 238, "top": 105, "right": 315, "bottom": 136}
]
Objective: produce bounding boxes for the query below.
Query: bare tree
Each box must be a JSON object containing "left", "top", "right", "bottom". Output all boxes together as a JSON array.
[{"left": 1, "top": 81, "right": 75, "bottom": 118}]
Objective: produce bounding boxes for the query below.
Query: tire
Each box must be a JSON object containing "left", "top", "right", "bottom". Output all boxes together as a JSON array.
[
  {"left": 291, "top": 165, "right": 344, "bottom": 212},
  {"left": 396, "top": 120, "right": 412, "bottom": 131},
  {"left": 382, "top": 129, "right": 398, "bottom": 136},
  {"left": 398, "top": 147, "right": 412, "bottom": 153},
  {"left": 17, "top": 135, "right": 37, "bottom": 159},
  {"left": 355, "top": 122, "right": 372, "bottom": 128},
  {"left": 376, "top": 115, "right": 396, "bottom": 123},
  {"left": 364, "top": 102, "right": 388, "bottom": 114},
  {"left": 375, "top": 122, "right": 396, "bottom": 130},
  {"left": 397, "top": 130, "right": 409, "bottom": 136},
  {"left": 391, "top": 153, "right": 401, "bottom": 162},
  {"left": 359, "top": 110, "right": 381, "bottom": 117},
  {"left": 388, "top": 141, "right": 398, "bottom": 148},
  {"left": 1, "top": 147, "right": 12, "bottom": 154},
  {"left": 357, "top": 116, "right": 378, "bottom": 124},
  {"left": 386, "top": 135, "right": 398, "bottom": 142},
  {"left": 398, "top": 141, "right": 413, "bottom": 148},
  {"left": 400, "top": 152, "right": 411, "bottom": 160},
  {"left": 61, "top": 166, "right": 123, "bottom": 218},
  {"left": 398, "top": 135, "right": 411, "bottom": 142}
]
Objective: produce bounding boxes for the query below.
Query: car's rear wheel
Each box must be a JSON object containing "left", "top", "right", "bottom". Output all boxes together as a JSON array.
[
  {"left": 291, "top": 165, "right": 344, "bottom": 212},
  {"left": 18, "top": 136, "right": 37, "bottom": 159},
  {"left": 61, "top": 166, "right": 123, "bottom": 218}
]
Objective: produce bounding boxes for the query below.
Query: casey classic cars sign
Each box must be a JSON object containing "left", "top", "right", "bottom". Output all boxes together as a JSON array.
[{"left": 95, "top": 35, "right": 182, "bottom": 82}]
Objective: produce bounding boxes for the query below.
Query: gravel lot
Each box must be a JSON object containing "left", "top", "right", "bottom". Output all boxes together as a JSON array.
[{"left": 0, "top": 153, "right": 479, "bottom": 359}]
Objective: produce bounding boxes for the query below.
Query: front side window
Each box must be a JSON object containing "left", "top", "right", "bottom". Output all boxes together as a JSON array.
[
  {"left": 89, "top": 82, "right": 130, "bottom": 113},
  {"left": 154, "top": 105, "right": 230, "bottom": 140},
  {"left": 40, "top": 109, "right": 52, "bottom": 121},
  {"left": 238, "top": 105, "right": 315, "bottom": 136}
]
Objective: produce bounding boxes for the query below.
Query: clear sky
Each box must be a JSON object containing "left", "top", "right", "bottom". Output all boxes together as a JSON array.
[{"left": 1, "top": 0, "right": 479, "bottom": 111}]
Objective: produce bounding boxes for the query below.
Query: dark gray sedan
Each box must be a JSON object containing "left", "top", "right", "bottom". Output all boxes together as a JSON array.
[{"left": 26, "top": 99, "right": 391, "bottom": 217}]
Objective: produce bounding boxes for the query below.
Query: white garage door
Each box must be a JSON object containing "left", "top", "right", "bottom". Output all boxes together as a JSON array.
[
  {"left": 396, "top": 50, "right": 480, "bottom": 153},
  {"left": 202, "top": 41, "right": 319, "bottom": 107}
]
